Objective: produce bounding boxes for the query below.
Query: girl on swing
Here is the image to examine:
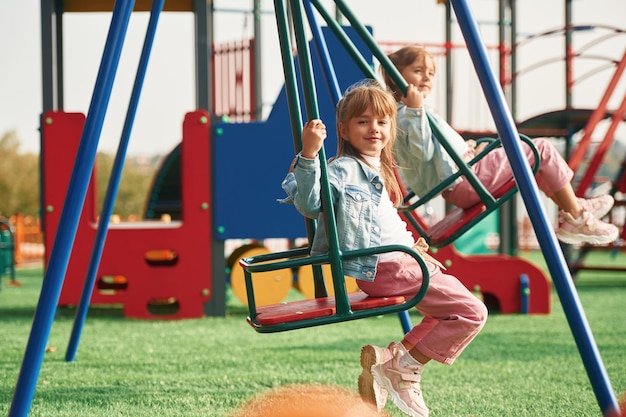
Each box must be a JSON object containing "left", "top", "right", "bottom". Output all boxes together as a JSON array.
[
  {"left": 380, "top": 45, "right": 618, "bottom": 246},
  {"left": 281, "top": 80, "right": 488, "bottom": 417}
]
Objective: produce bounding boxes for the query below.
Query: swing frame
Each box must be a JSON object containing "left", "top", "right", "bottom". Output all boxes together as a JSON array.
[
  {"left": 241, "top": 244, "right": 430, "bottom": 333},
  {"left": 398, "top": 125, "right": 542, "bottom": 248},
  {"left": 239, "top": 0, "right": 431, "bottom": 333}
]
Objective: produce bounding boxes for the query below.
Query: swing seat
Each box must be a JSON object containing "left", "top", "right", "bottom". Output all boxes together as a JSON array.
[
  {"left": 240, "top": 244, "right": 429, "bottom": 333},
  {"left": 399, "top": 131, "right": 540, "bottom": 248},
  {"left": 249, "top": 292, "right": 406, "bottom": 327},
  {"left": 424, "top": 178, "right": 517, "bottom": 247}
]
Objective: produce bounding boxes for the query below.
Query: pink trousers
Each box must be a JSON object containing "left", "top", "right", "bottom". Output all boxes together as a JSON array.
[
  {"left": 357, "top": 255, "right": 487, "bottom": 365},
  {"left": 442, "top": 138, "right": 573, "bottom": 209}
]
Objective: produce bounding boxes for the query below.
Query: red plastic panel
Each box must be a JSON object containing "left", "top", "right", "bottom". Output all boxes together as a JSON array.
[{"left": 41, "top": 111, "right": 214, "bottom": 319}]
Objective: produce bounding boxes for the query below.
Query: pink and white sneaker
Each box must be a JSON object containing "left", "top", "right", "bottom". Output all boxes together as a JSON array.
[
  {"left": 358, "top": 343, "right": 395, "bottom": 411},
  {"left": 579, "top": 195, "right": 614, "bottom": 219},
  {"left": 556, "top": 210, "right": 619, "bottom": 246},
  {"left": 371, "top": 344, "right": 429, "bottom": 417}
]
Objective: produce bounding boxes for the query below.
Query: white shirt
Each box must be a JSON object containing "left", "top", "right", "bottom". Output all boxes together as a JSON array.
[{"left": 361, "top": 155, "right": 414, "bottom": 260}]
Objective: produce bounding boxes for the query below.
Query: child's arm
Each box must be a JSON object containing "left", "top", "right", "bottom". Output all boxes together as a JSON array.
[
  {"left": 397, "top": 87, "right": 437, "bottom": 162},
  {"left": 280, "top": 120, "right": 328, "bottom": 219}
]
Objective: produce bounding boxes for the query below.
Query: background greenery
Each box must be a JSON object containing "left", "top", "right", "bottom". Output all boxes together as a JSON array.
[
  {"left": 1, "top": 250, "right": 625, "bottom": 417},
  {"left": 0, "top": 131, "right": 159, "bottom": 219}
]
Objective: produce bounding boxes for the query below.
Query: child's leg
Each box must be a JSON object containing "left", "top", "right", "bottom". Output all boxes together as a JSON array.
[
  {"left": 551, "top": 183, "right": 582, "bottom": 217},
  {"left": 358, "top": 255, "right": 487, "bottom": 365},
  {"left": 528, "top": 140, "right": 618, "bottom": 244},
  {"left": 439, "top": 137, "right": 617, "bottom": 244},
  {"left": 357, "top": 254, "right": 437, "bottom": 298},
  {"left": 529, "top": 138, "right": 574, "bottom": 197},
  {"left": 403, "top": 268, "right": 487, "bottom": 365},
  {"left": 360, "top": 255, "right": 486, "bottom": 417},
  {"left": 443, "top": 138, "right": 571, "bottom": 209}
]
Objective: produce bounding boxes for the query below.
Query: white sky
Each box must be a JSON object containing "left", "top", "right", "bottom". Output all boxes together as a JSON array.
[{"left": 1, "top": 0, "right": 625, "bottom": 156}]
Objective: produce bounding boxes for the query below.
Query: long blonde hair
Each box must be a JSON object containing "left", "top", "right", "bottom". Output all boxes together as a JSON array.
[
  {"left": 380, "top": 45, "right": 436, "bottom": 102},
  {"left": 334, "top": 80, "right": 402, "bottom": 206}
]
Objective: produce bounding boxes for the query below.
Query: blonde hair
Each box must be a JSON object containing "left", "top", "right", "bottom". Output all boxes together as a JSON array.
[
  {"left": 334, "top": 80, "right": 403, "bottom": 206},
  {"left": 381, "top": 45, "right": 436, "bottom": 102},
  {"left": 226, "top": 383, "right": 390, "bottom": 417}
]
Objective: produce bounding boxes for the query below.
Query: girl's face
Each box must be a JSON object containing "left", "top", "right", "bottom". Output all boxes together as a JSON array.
[
  {"left": 339, "top": 106, "right": 391, "bottom": 158},
  {"left": 400, "top": 55, "right": 435, "bottom": 99}
]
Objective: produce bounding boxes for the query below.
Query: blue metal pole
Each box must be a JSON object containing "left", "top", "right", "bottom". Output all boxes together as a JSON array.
[
  {"left": 303, "top": 0, "right": 342, "bottom": 104},
  {"left": 65, "top": 0, "right": 164, "bottom": 363},
  {"left": 450, "top": 0, "right": 619, "bottom": 415},
  {"left": 520, "top": 274, "right": 529, "bottom": 315},
  {"left": 9, "top": 1, "right": 135, "bottom": 415},
  {"left": 398, "top": 310, "right": 412, "bottom": 334}
]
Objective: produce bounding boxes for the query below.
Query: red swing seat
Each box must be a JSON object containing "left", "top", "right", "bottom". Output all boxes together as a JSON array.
[
  {"left": 398, "top": 119, "right": 541, "bottom": 249},
  {"left": 248, "top": 292, "right": 407, "bottom": 327},
  {"left": 240, "top": 245, "right": 429, "bottom": 333},
  {"left": 416, "top": 178, "right": 518, "bottom": 248}
]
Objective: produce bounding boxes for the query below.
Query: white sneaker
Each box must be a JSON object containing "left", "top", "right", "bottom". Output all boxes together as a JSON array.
[
  {"left": 358, "top": 344, "right": 395, "bottom": 411},
  {"left": 371, "top": 344, "right": 429, "bottom": 417},
  {"left": 556, "top": 210, "right": 619, "bottom": 246},
  {"left": 578, "top": 195, "right": 614, "bottom": 219}
]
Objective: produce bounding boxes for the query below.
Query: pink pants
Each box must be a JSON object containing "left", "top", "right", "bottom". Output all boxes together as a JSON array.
[
  {"left": 442, "top": 138, "right": 573, "bottom": 209},
  {"left": 357, "top": 255, "right": 487, "bottom": 365}
]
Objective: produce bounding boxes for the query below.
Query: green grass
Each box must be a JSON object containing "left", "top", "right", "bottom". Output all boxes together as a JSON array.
[{"left": 1, "top": 252, "right": 625, "bottom": 417}]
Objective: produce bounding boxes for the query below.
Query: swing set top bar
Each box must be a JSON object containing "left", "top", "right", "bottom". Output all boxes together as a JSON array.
[{"left": 61, "top": 0, "right": 193, "bottom": 12}]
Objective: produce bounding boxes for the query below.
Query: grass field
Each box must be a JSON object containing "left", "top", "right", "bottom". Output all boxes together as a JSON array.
[{"left": 1, "top": 250, "right": 625, "bottom": 416}]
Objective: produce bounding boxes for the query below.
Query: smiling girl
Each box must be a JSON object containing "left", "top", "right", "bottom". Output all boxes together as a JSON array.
[{"left": 281, "top": 81, "right": 488, "bottom": 417}]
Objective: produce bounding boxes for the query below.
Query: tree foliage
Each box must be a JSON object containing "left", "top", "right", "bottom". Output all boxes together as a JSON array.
[
  {"left": 0, "top": 130, "right": 162, "bottom": 219},
  {"left": 0, "top": 131, "right": 39, "bottom": 217},
  {"left": 95, "top": 152, "right": 161, "bottom": 219}
]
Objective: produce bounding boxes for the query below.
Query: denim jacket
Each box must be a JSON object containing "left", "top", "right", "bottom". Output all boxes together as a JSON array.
[
  {"left": 280, "top": 154, "right": 384, "bottom": 281},
  {"left": 394, "top": 103, "right": 470, "bottom": 197}
]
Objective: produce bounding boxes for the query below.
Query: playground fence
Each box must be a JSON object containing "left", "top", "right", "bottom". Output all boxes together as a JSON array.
[
  {"left": 6, "top": 215, "right": 44, "bottom": 266},
  {"left": 212, "top": 39, "right": 256, "bottom": 122}
]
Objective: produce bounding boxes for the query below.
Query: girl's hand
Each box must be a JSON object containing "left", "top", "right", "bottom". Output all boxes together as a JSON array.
[
  {"left": 401, "top": 84, "right": 424, "bottom": 109},
  {"left": 462, "top": 139, "right": 491, "bottom": 162},
  {"left": 474, "top": 141, "right": 489, "bottom": 155},
  {"left": 301, "top": 119, "right": 327, "bottom": 159}
]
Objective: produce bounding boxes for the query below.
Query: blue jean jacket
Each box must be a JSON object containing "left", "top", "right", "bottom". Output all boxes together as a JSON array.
[{"left": 280, "top": 154, "right": 384, "bottom": 281}]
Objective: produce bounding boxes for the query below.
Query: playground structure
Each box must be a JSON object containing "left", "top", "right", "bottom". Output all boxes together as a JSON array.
[
  {"left": 8, "top": 1, "right": 624, "bottom": 416},
  {"left": 41, "top": 110, "right": 213, "bottom": 319},
  {"left": 38, "top": 3, "right": 569, "bottom": 319},
  {"left": 39, "top": 23, "right": 553, "bottom": 317}
]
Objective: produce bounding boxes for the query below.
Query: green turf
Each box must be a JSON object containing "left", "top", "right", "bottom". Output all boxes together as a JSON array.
[{"left": 1, "top": 251, "right": 625, "bottom": 417}]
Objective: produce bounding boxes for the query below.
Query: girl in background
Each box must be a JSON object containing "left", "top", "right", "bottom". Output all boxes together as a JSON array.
[{"left": 381, "top": 45, "right": 618, "bottom": 246}]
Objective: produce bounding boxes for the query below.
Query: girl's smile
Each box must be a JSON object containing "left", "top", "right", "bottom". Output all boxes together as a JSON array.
[{"left": 339, "top": 107, "right": 391, "bottom": 158}]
